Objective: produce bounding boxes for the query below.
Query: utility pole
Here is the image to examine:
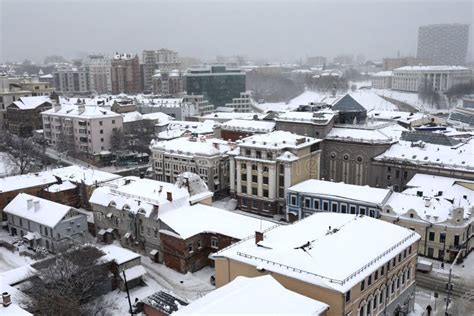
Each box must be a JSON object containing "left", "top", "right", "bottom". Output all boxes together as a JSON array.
[
  {"left": 445, "top": 250, "right": 462, "bottom": 315},
  {"left": 123, "top": 270, "right": 134, "bottom": 315}
]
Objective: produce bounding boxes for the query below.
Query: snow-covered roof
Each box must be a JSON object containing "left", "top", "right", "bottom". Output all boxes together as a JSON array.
[
  {"left": 0, "top": 266, "right": 34, "bottom": 316},
  {"left": 327, "top": 122, "right": 406, "bottom": 144},
  {"left": 45, "top": 180, "right": 76, "bottom": 193},
  {"left": 42, "top": 104, "right": 122, "bottom": 119},
  {"left": 157, "top": 120, "right": 218, "bottom": 140},
  {"left": 159, "top": 204, "right": 275, "bottom": 240},
  {"left": 140, "top": 98, "right": 185, "bottom": 108},
  {"left": 276, "top": 111, "right": 336, "bottom": 125},
  {"left": 201, "top": 112, "right": 258, "bottom": 121},
  {"left": 394, "top": 65, "right": 470, "bottom": 72},
  {"left": 374, "top": 139, "right": 474, "bottom": 171},
  {"left": 100, "top": 245, "right": 140, "bottom": 265},
  {"left": 142, "top": 112, "right": 173, "bottom": 124},
  {"left": 384, "top": 192, "right": 465, "bottom": 223},
  {"left": 173, "top": 275, "right": 329, "bottom": 315},
  {"left": 151, "top": 136, "right": 231, "bottom": 157},
  {"left": 215, "top": 213, "right": 420, "bottom": 293},
  {"left": 372, "top": 71, "right": 393, "bottom": 77},
  {"left": 121, "top": 111, "right": 143, "bottom": 123},
  {"left": 288, "top": 179, "right": 392, "bottom": 206},
  {"left": 4, "top": 193, "right": 75, "bottom": 228},
  {"left": 220, "top": 119, "right": 275, "bottom": 133},
  {"left": 59, "top": 96, "right": 117, "bottom": 107},
  {"left": 0, "top": 171, "right": 58, "bottom": 193},
  {"left": 348, "top": 91, "right": 397, "bottom": 111},
  {"left": 90, "top": 176, "right": 190, "bottom": 216},
  {"left": 238, "top": 131, "right": 321, "bottom": 150},
  {"left": 51, "top": 165, "right": 122, "bottom": 186},
  {"left": 11, "top": 96, "right": 51, "bottom": 110},
  {"left": 120, "top": 265, "right": 146, "bottom": 281},
  {"left": 367, "top": 110, "right": 425, "bottom": 123}
]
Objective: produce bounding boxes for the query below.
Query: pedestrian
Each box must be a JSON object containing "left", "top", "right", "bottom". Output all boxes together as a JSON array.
[{"left": 426, "top": 304, "right": 432, "bottom": 315}]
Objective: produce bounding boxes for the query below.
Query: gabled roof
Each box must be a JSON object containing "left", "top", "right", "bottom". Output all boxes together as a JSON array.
[
  {"left": 4, "top": 193, "right": 73, "bottom": 228},
  {"left": 10, "top": 96, "right": 52, "bottom": 110},
  {"left": 332, "top": 94, "right": 366, "bottom": 112}
]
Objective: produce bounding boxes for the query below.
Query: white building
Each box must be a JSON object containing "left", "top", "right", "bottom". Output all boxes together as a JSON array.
[
  {"left": 391, "top": 66, "right": 471, "bottom": 92},
  {"left": 85, "top": 55, "right": 112, "bottom": 94},
  {"left": 150, "top": 136, "right": 232, "bottom": 193},
  {"left": 136, "top": 97, "right": 198, "bottom": 120},
  {"left": 224, "top": 91, "right": 254, "bottom": 113},
  {"left": 371, "top": 71, "right": 393, "bottom": 89},
  {"left": 42, "top": 103, "right": 123, "bottom": 156}
]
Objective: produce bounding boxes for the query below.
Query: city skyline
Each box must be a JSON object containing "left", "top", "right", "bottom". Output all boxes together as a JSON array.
[{"left": 1, "top": 0, "right": 472, "bottom": 64}]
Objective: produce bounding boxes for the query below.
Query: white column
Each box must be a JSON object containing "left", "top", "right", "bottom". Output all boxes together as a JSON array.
[
  {"left": 246, "top": 162, "right": 252, "bottom": 195},
  {"left": 268, "top": 164, "right": 276, "bottom": 199},
  {"left": 257, "top": 163, "right": 263, "bottom": 197},
  {"left": 229, "top": 157, "right": 235, "bottom": 193},
  {"left": 236, "top": 160, "right": 242, "bottom": 194},
  {"left": 284, "top": 163, "right": 291, "bottom": 188}
]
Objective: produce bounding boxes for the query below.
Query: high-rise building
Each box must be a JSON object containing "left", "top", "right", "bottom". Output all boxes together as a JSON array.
[
  {"left": 142, "top": 49, "right": 180, "bottom": 92},
  {"left": 111, "top": 53, "right": 141, "bottom": 94},
  {"left": 152, "top": 69, "right": 184, "bottom": 95},
  {"left": 417, "top": 24, "right": 470, "bottom": 65},
  {"left": 85, "top": 55, "right": 112, "bottom": 94},
  {"left": 185, "top": 65, "right": 246, "bottom": 108},
  {"left": 53, "top": 67, "right": 91, "bottom": 96}
]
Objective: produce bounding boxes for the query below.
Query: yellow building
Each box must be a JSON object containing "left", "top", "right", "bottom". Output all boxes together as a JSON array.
[{"left": 213, "top": 213, "right": 420, "bottom": 316}]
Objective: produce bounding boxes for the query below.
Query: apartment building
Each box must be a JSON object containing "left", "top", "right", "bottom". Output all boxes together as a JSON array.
[
  {"left": 42, "top": 103, "right": 123, "bottom": 157},
  {"left": 224, "top": 91, "right": 254, "bottom": 113},
  {"left": 229, "top": 131, "right": 322, "bottom": 215},
  {"left": 4, "top": 193, "right": 88, "bottom": 253},
  {"left": 152, "top": 69, "right": 184, "bottom": 95},
  {"left": 90, "top": 175, "right": 213, "bottom": 254},
  {"left": 143, "top": 49, "right": 180, "bottom": 91},
  {"left": 391, "top": 66, "right": 471, "bottom": 93},
  {"left": 382, "top": 174, "right": 473, "bottom": 262},
  {"left": 6, "top": 96, "right": 52, "bottom": 137},
  {"left": 137, "top": 97, "right": 198, "bottom": 120},
  {"left": 53, "top": 67, "right": 91, "bottom": 95},
  {"left": 213, "top": 213, "right": 421, "bottom": 316},
  {"left": 150, "top": 136, "right": 232, "bottom": 194},
  {"left": 111, "top": 53, "right": 141, "bottom": 94},
  {"left": 183, "top": 94, "right": 214, "bottom": 116},
  {"left": 85, "top": 54, "right": 112, "bottom": 94}
]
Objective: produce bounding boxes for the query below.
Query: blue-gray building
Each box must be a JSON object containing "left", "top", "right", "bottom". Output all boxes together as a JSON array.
[{"left": 286, "top": 179, "right": 392, "bottom": 221}]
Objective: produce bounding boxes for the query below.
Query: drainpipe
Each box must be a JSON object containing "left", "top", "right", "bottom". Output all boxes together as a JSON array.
[{"left": 424, "top": 223, "right": 433, "bottom": 257}]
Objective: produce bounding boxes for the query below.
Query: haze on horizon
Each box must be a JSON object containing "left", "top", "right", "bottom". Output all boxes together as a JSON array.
[{"left": 0, "top": 0, "right": 472, "bottom": 64}]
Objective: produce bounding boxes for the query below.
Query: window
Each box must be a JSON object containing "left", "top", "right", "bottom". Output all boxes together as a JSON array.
[
  {"left": 313, "top": 199, "right": 320, "bottom": 210},
  {"left": 403, "top": 171, "right": 408, "bottom": 179},
  {"left": 290, "top": 195, "right": 297, "bottom": 206},
  {"left": 263, "top": 176, "right": 268, "bottom": 185},
  {"left": 391, "top": 282, "right": 395, "bottom": 294},
  {"left": 429, "top": 231, "right": 435, "bottom": 241},
  {"left": 211, "top": 237, "right": 218, "bottom": 248},
  {"left": 375, "top": 270, "right": 378, "bottom": 280},
  {"left": 100, "top": 138, "right": 104, "bottom": 142},
  {"left": 341, "top": 204, "right": 347, "bottom": 213},
  {"left": 99, "top": 121, "right": 103, "bottom": 126},
  {"left": 323, "top": 201, "right": 329, "bottom": 211},
  {"left": 359, "top": 306, "right": 364, "bottom": 316},
  {"left": 368, "top": 275, "right": 372, "bottom": 286},
  {"left": 252, "top": 188, "right": 258, "bottom": 195},
  {"left": 263, "top": 189, "right": 268, "bottom": 198},
  {"left": 381, "top": 265, "right": 384, "bottom": 275},
  {"left": 454, "top": 235, "right": 460, "bottom": 246},
  {"left": 350, "top": 205, "right": 356, "bottom": 214},
  {"left": 241, "top": 185, "right": 247, "bottom": 193},
  {"left": 187, "top": 243, "right": 193, "bottom": 253},
  {"left": 360, "top": 280, "right": 365, "bottom": 291},
  {"left": 112, "top": 120, "right": 115, "bottom": 124},
  {"left": 359, "top": 207, "right": 366, "bottom": 215},
  {"left": 252, "top": 175, "right": 258, "bottom": 183},
  {"left": 304, "top": 198, "right": 311, "bottom": 208},
  {"left": 331, "top": 203, "right": 338, "bottom": 213},
  {"left": 197, "top": 240, "right": 202, "bottom": 249},
  {"left": 345, "top": 290, "right": 351, "bottom": 302},
  {"left": 242, "top": 174, "right": 247, "bottom": 181},
  {"left": 440, "top": 232, "right": 446, "bottom": 243},
  {"left": 100, "top": 129, "right": 104, "bottom": 134}
]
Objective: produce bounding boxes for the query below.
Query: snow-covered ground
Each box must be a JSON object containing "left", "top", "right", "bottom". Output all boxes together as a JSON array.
[
  {"left": 0, "top": 152, "right": 18, "bottom": 177},
  {"left": 255, "top": 90, "right": 325, "bottom": 112},
  {"left": 423, "top": 253, "right": 474, "bottom": 288},
  {"left": 373, "top": 88, "right": 452, "bottom": 113},
  {"left": 0, "top": 231, "right": 34, "bottom": 272}
]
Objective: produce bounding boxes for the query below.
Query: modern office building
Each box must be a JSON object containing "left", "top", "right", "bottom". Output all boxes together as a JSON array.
[
  {"left": 111, "top": 53, "right": 141, "bottom": 94},
  {"left": 417, "top": 23, "right": 470, "bottom": 65},
  {"left": 185, "top": 65, "right": 246, "bottom": 107}
]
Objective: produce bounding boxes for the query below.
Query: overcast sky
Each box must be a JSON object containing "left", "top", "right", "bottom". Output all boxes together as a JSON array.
[{"left": 1, "top": 0, "right": 472, "bottom": 64}]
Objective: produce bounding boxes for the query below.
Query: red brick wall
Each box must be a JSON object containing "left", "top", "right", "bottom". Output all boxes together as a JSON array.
[{"left": 221, "top": 130, "right": 253, "bottom": 142}]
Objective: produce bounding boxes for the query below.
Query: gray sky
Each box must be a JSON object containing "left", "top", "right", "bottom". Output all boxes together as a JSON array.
[{"left": 1, "top": 0, "right": 472, "bottom": 64}]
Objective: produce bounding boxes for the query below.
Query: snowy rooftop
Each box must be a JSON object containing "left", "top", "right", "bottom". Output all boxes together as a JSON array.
[
  {"left": 201, "top": 112, "right": 259, "bottom": 121},
  {"left": 150, "top": 136, "right": 231, "bottom": 157},
  {"left": 45, "top": 180, "right": 77, "bottom": 193},
  {"left": 238, "top": 131, "right": 321, "bottom": 150},
  {"left": 59, "top": 96, "right": 117, "bottom": 107},
  {"left": 348, "top": 91, "right": 397, "bottom": 111},
  {"left": 156, "top": 120, "right": 218, "bottom": 140},
  {"left": 51, "top": 165, "right": 122, "bottom": 186},
  {"left": 90, "top": 176, "right": 190, "bottom": 216},
  {"left": 0, "top": 171, "right": 58, "bottom": 193},
  {"left": 220, "top": 119, "right": 275, "bottom": 133},
  {"left": 372, "top": 71, "right": 393, "bottom": 77},
  {"left": 367, "top": 110, "right": 425, "bottom": 123},
  {"left": 276, "top": 111, "right": 336, "bottom": 125},
  {"left": 140, "top": 98, "right": 185, "bottom": 108},
  {"left": 4, "top": 193, "right": 76, "bottom": 228},
  {"left": 384, "top": 192, "right": 466, "bottom": 223},
  {"left": 122, "top": 111, "right": 143, "bottom": 123},
  {"left": 159, "top": 204, "right": 276, "bottom": 240},
  {"left": 100, "top": 245, "right": 140, "bottom": 265},
  {"left": 215, "top": 213, "right": 420, "bottom": 293},
  {"left": 394, "top": 66, "right": 470, "bottom": 72},
  {"left": 42, "top": 104, "right": 122, "bottom": 119},
  {"left": 374, "top": 139, "right": 474, "bottom": 171},
  {"left": 173, "top": 275, "right": 329, "bottom": 315},
  {"left": 0, "top": 266, "right": 34, "bottom": 316},
  {"left": 142, "top": 112, "right": 173, "bottom": 124},
  {"left": 327, "top": 122, "right": 406, "bottom": 144},
  {"left": 288, "top": 179, "right": 392, "bottom": 206},
  {"left": 12, "top": 96, "right": 51, "bottom": 110}
]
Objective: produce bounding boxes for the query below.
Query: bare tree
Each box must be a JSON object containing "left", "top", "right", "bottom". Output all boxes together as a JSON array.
[
  {"left": 2, "top": 132, "right": 36, "bottom": 175},
  {"left": 110, "top": 127, "right": 125, "bottom": 154},
  {"left": 24, "top": 246, "right": 114, "bottom": 316}
]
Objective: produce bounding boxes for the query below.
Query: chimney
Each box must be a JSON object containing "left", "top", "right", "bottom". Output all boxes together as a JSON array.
[
  {"left": 255, "top": 231, "right": 263, "bottom": 244},
  {"left": 2, "top": 292, "right": 11, "bottom": 307},
  {"left": 34, "top": 200, "right": 40, "bottom": 212},
  {"left": 166, "top": 192, "right": 173, "bottom": 202},
  {"left": 424, "top": 198, "right": 431, "bottom": 207},
  {"left": 27, "top": 199, "right": 33, "bottom": 209}
]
